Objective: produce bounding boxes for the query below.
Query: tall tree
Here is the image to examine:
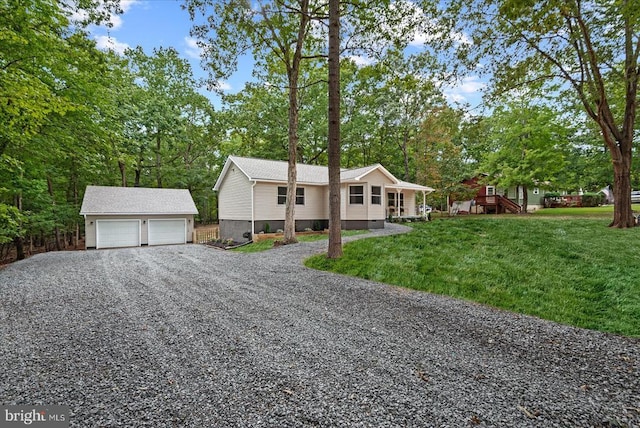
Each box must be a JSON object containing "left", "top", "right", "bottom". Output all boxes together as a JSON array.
[
  {"left": 185, "top": 0, "right": 327, "bottom": 244},
  {"left": 327, "top": 0, "right": 342, "bottom": 258},
  {"left": 185, "top": 0, "right": 427, "bottom": 245},
  {"left": 0, "top": 0, "right": 124, "bottom": 259},
  {"left": 480, "top": 100, "right": 569, "bottom": 212},
  {"left": 415, "top": 106, "right": 468, "bottom": 210},
  {"left": 441, "top": 0, "right": 640, "bottom": 227}
]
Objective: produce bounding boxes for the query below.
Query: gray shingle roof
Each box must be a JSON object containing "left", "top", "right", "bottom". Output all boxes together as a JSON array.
[
  {"left": 80, "top": 186, "right": 198, "bottom": 215},
  {"left": 231, "top": 156, "right": 329, "bottom": 184},
  {"left": 214, "top": 156, "right": 434, "bottom": 193}
]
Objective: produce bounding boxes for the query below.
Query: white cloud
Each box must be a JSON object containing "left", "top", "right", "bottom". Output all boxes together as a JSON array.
[
  {"left": 184, "top": 37, "right": 203, "bottom": 60},
  {"left": 217, "top": 81, "right": 232, "bottom": 91},
  {"left": 457, "top": 76, "right": 485, "bottom": 93},
  {"left": 120, "top": 0, "right": 140, "bottom": 13},
  {"left": 106, "top": 0, "right": 140, "bottom": 29},
  {"left": 207, "top": 80, "right": 232, "bottom": 92},
  {"left": 68, "top": 0, "right": 140, "bottom": 29},
  {"left": 409, "top": 26, "right": 472, "bottom": 48},
  {"left": 95, "top": 35, "right": 130, "bottom": 55},
  {"left": 443, "top": 76, "right": 486, "bottom": 104},
  {"left": 348, "top": 55, "right": 375, "bottom": 67}
]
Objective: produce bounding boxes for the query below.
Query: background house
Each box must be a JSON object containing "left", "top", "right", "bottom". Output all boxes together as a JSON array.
[
  {"left": 80, "top": 186, "right": 198, "bottom": 249},
  {"left": 213, "top": 156, "right": 434, "bottom": 242},
  {"left": 453, "top": 176, "right": 523, "bottom": 214}
]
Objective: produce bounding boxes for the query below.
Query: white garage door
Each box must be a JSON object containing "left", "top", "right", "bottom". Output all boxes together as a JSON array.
[
  {"left": 148, "top": 219, "right": 186, "bottom": 246},
  {"left": 96, "top": 220, "right": 140, "bottom": 249}
]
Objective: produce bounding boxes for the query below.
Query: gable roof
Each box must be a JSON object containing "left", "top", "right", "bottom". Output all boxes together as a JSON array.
[
  {"left": 213, "top": 156, "right": 434, "bottom": 192},
  {"left": 220, "top": 156, "right": 329, "bottom": 186},
  {"left": 80, "top": 186, "right": 198, "bottom": 215},
  {"left": 339, "top": 164, "right": 397, "bottom": 182}
]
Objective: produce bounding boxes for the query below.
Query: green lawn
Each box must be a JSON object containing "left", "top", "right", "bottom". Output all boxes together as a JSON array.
[
  {"left": 533, "top": 205, "right": 640, "bottom": 217},
  {"left": 305, "top": 218, "right": 640, "bottom": 337},
  {"left": 233, "top": 229, "right": 368, "bottom": 253}
]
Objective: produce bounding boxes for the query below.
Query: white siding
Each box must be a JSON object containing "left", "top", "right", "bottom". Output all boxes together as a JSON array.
[
  {"left": 218, "top": 165, "right": 253, "bottom": 220},
  {"left": 253, "top": 183, "right": 327, "bottom": 220},
  {"left": 299, "top": 185, "right": 327, "bottom": 219},
  {"left": 403, "top": 191, "right": 417, "bottom": 216},
  {"left": 346, "top": 184, "right": 367, "bottom": 220},
  {"left": 85, "top": 214, "right": 194, "bottom": 249},
  {"left": 253, "top": 182, "right": 284, "bottom": 220},
  {"left": 344, "top": 169, "right": 394, "bottom": 220}
]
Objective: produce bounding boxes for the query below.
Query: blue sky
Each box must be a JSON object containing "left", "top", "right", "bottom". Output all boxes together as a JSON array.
[{"left": 89, "top": 0, "right": 486, "bottom": 110}]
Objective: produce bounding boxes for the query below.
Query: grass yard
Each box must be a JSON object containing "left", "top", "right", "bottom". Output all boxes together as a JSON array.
[
  {"left": 533, "top": 204, "right": 640, "bottom": 217},
  {"left": 305, "top": 218, "right": 640, "bottom": 337},
  {"left": 233, "top": 230, "right": 368, "bottom": 253}
]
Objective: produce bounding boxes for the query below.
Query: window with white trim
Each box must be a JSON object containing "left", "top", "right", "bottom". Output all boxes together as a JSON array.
[
  {"left": 277, "top": 187, "right": 287, "bottom": 205},
  {"left": 349, "top": 185, "right": 364, "bottom": 204},
  {"left": 277, "top": 186, "right": 305, "bottom": 205},
  {"left": 371, "top": 186, "right": 381, "bottom": 205},
  {"left": 486, "top": 186, "right": 495, "bottom": 196}
]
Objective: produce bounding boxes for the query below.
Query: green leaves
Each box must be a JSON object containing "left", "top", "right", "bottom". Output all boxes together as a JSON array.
[{"left": 478, "top": 98, "right": 570, "bottom": 194}]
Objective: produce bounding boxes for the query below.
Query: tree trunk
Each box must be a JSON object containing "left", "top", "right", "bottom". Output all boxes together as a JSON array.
[
  {"left": 611, "top": 152, "right": 635, "bottom": 227},
  {"left": 118, "top": 159, "right": 127, "bottom": 187},
  {"left": 283, "top": 73, "right": 299, "bottom": 244},
  {"left": 135, "top": 153, "right": 143, "bottom": 187},
  {"left": 327, "top": 0, "right": 342, "bottom": 259},
  {"left": 402, "top": 129, "right": 410, "bottom": 181},
  {"left": 599, "top": 124, "right": 635, "bottom": 227},
  {"left": 522, "top": 185, "right": 528, "bottom": 214},
  {"left": 13, "top": 236, "right": 25, "bottom": 261},
  {"left": 156, "top": 133, "right": 163, "bottom": 188},
  {"left": 282, "top": 0, "right": 310, "bottom": 245},
  {"left": 47, "top": 176, "right": 62, "bottom": 251},
  {"left": 73, "top": 178, "right": 79, "bottom": 248},
  {"left": 13, "top": 192, "right": 24, "bottom": 260}
]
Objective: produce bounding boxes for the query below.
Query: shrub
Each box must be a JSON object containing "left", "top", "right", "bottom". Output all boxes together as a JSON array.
[
  {"left": 581, "top": 192, "right": 604, "bottom": 207},
  {"left": 264, "top": 223, "right": 270, "bottom": 233}
]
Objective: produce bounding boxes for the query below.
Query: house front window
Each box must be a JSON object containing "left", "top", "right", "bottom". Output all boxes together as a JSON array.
[
  {"left": 533, "top": 187, "right": 540, "bottom": 195},
  {"left": 349, "top": 185, "right": 364, "bottom": 205},
  {"left": 371, "top": 186, "right": 381, "bottom": 205},
  {"left": 277, "top": 186, "right": 305, "bottom": 205},
  {"left": 486, "top": 186, "right": 495, "bottom": 196}
]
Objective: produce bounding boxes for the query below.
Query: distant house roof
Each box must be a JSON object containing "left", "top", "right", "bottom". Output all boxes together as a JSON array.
[
  {"left": 80, "top": 186, "right": 199, "bottom": 215},
  {"left": 213, "top": 156, "right": 434, "bottom": 192}
]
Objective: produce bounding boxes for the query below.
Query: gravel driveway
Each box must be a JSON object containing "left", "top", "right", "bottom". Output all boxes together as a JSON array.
[{"left": 1, "top": 224, "right": 638, "bottom": 427}]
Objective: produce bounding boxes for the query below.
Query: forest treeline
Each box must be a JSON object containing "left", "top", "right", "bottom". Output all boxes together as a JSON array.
[{"left": 1, "top": 0, "right": 634, "bottom": 262}]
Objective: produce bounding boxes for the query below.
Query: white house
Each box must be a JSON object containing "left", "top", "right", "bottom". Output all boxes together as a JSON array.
[
  {"left": 80, "top": 186, "right": 198, "bottom": 249},
  {"left": 213, "top": 156, "right": 434, "bottom": 242}
]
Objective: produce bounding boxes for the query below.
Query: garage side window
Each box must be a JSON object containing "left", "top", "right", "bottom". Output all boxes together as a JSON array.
[
  {"left": 350, "top": 185, "right": 364, "bottom": 205},
  {"left": 277, "top": 186, "right": 305, "bottom": 205}
]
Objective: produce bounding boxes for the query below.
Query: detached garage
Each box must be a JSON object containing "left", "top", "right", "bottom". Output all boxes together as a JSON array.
[{"left": 80, "top": 186, "right": 198, "bottom": 249}]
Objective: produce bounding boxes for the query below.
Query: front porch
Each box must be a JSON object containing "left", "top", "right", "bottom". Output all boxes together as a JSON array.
[{"left": 386, "top": 181, "right": 434, "bottom": 221}]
